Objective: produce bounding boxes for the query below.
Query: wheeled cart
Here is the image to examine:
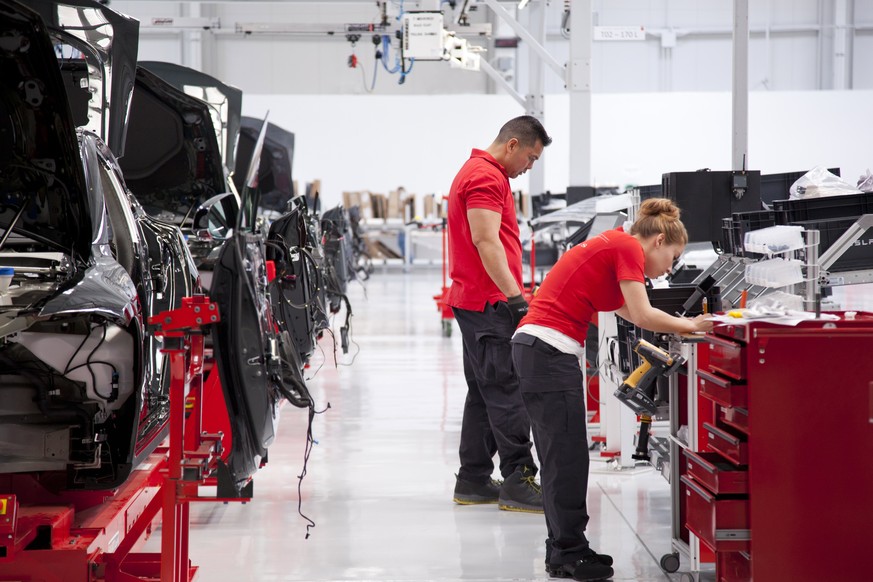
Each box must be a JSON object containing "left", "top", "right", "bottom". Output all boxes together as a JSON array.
[
  {"left": 660, "top": 335, "right": 715, "bottom": 579},
  {"left": 664, "top": 314, "right": 873, "bottom": 581}
]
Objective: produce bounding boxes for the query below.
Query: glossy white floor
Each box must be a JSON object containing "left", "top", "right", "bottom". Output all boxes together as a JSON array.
[{"left": 145, "top": 268, "right": 714, "bottom": 582}]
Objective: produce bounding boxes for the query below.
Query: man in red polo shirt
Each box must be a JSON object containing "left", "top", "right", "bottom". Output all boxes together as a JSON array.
[{"left": 446, "top": 115, "right": 551, "bottom": 512}]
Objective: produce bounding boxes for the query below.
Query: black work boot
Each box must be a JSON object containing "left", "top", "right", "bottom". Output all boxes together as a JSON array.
[
  {"left": 548, "top": 550, "right": 614, "bottom": 581},
  {"left": 545, "top": 540, "right": 614, "bottom": 573},
  {"left": 546, "top": 538, "right": 612, "bottom": 578},
  {"left": 498, "top": 466, "right": 543, "bottom": 513},
  {"left": 453, "top": 474, "right": 501, "bottom": 504}
]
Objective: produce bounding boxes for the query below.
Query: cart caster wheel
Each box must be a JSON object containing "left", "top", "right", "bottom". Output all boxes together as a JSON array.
[
  {"left": 441, "top": 320, "right": 452, "bottom": 337},
  {"left": 660, "top": 552, "right": 680, "bottom": 573}
]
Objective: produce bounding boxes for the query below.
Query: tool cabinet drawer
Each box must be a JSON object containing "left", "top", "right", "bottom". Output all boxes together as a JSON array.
[
  {"left": 684, "top": 450, "right": 748, "bottom": 495},
  {"left": 704, "top": 422, "right": 748, "bottom": 466},
  {"left": 698, "top": 369, "right": 747, "bottom": 409},
  {"left": 705, "top": 335, "right": 746, "bottom": 381},
  {"left": 717, "top": 550, "right": 751, "bottom": 582},
  {"left": 681, "top": 475, "right": 750, "bottom": 553},
  {"left": 718, "top": 405, "right": 749, "bottom": 436}
]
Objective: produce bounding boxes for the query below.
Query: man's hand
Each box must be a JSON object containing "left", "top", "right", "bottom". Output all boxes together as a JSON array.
[{"left": 506, "top": 294, "right": 529, "bottom": 327}]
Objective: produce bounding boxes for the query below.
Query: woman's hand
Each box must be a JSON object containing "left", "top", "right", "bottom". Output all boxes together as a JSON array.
[{"left": 689, "top": 314, "right": 715, "bottom": 333}]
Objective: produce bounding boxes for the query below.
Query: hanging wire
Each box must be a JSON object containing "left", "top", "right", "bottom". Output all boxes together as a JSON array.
[
  {"left": 359, "top": 55, "right": 378, "bottom": 93},
  {"left": 297, "top": 400, "right": 331, "bottom": 539}
]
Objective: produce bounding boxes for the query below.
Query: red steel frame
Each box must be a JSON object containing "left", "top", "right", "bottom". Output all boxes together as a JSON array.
[{"left": 0, "top": 295, "right": 249, "bottom": 582}]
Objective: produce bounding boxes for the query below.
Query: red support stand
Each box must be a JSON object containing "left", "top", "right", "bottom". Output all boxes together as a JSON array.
[{"left": 0, "top": 295, "right": 247, "bottom": 582}]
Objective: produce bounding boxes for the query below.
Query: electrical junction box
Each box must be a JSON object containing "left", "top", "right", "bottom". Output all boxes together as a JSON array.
[{"left": 402, "top": 11, "right": 445, "bottom": 60}]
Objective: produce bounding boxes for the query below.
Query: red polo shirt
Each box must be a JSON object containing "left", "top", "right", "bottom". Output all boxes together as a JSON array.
[
  {"left": 519, "top": 228, "right": 645, "bottom": 344},
  {"left": 445, "top": 149, "right": 523, "bottom": 311}
]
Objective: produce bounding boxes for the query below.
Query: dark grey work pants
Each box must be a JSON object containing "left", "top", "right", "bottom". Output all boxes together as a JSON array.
[
  {"left": 511, "top": 332, "right": 591, "bottom": 566},
  {"left": 452, "top": 303, "right": 535, "bottom": 483}
]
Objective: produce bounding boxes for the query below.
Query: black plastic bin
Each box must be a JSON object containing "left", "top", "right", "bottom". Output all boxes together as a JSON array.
[
  {"left": 773, "top": 191, "right": 873, "bottom": 223},
  {"left": 662, "top": 170, "right": 762, "bottom": 244}
]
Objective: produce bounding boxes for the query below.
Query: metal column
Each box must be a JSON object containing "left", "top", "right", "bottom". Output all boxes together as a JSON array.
[
  {"left": 181, "top": 2, "right": 203, "bottom": 72},
  {"left": 481, "top": 0, "right": 570, "bottom": 195},
  {"left": 732, "top": 0, "right": 749, "bottom": 170},
  {"left": 569, "top": 0, "right": 592, "bottom": 187},
  {"left": 526, "top": 0, "right": 546, "bottom": 197}
]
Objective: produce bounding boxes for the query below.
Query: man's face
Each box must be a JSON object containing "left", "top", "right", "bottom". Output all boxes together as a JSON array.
[{"left": 505, "top": 139, "right": 544, "bottom": 179}]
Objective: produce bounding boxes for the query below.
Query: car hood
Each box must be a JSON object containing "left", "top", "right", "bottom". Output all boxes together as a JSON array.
[
  {"left": 139, "top": 61, "right": 243, "bottom": 176},
  {"left": 0, "top": 0, "right": 91, "bottom": 260},
  {"left": 120, "top": 66, "right": 227, "bottom": 228},
  {"left": 28, "top": 0, "right": 139, "bottom": 159},
  {"left": 234, "top": 117, "right": 295, "bottom": 213}
]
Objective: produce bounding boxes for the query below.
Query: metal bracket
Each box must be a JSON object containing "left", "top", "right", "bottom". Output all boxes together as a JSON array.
[
  {"left": 819, "top": 214, "right": 873, "bottom": 272},
  {"left": 480, "top": 0, "right": 567, "bottom": 83}
]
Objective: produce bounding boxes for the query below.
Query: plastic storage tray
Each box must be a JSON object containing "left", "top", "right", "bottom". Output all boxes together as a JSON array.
[
  {"left": 744, "top": 258, "right": 804, "bottom": 287},
  {"left": 722, "top": 210, "right": 777, "bottom": 256},
  {"left": 743, "top": 225, "right": 804, "bottom": 255}
]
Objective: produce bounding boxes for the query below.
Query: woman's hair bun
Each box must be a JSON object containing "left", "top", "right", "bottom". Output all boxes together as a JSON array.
[{"left": 639, "top": 198, "right": 680, "bottom": 220}]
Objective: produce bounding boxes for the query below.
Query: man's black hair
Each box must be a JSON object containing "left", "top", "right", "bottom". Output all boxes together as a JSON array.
[{"left": 495, "top": 115, "right": 552, "bottom": 148}]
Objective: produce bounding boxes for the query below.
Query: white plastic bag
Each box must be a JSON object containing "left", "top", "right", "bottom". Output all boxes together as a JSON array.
[
  {"left": 789, "top": 166, "right": 862, "bottom": 199},
  {"left": 857, "top": 169, "right": 873, "bottom": 193}
]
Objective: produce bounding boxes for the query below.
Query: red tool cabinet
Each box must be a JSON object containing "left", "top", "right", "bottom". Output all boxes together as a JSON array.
[{"left": 683, "top": 314, "right": 873, "bottom": 581}]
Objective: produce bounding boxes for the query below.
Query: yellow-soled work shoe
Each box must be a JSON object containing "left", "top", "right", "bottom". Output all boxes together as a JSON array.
[
  {"left": 498, "top": 466, "right": 544, "bottom": 513},
  {"left": 453, "top": 475, "right": 501, "bottom": 505}
]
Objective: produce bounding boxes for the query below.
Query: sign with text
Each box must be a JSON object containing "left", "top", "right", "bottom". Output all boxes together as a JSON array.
[
  {"left": 593, "top": 26, "right": 646, "bottom": 41},
  {"left": 402, "top": 12, "right": 445, "bottom": 60}
]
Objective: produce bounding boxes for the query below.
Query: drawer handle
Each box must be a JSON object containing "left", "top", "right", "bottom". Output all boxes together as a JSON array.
[
  {"left": 705, "top": 423, "right": 742, "bottom": 446},
  {"left": 688, "top": 459, "right": 715, "bottom": 474}
]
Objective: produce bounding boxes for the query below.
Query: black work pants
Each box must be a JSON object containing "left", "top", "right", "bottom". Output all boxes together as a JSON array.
[
  {"left": 452, "top": 303, "right": 535, "bottom": 483},
  {"left": 511, "top": 332, "right": 591, "bottom": 566}
]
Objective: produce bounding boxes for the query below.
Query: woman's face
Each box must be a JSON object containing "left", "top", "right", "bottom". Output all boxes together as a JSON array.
[{"left": 645, "top": 235, "right": 684, "bottom": 279}]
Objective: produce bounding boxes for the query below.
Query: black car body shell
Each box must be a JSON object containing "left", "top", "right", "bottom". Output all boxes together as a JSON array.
[
  {"left": 121, "top": 66, "right": 238, "bottom": 243},
  {"left": 28, "top": 0, "right": 139, "bottom": 158},
  {"left": 234, "top": 116, "right": 296, "bottom": 214},
  {"left": 0, "top": 0, "right": 198, "bottom": 488},
  {"left": 138, "top": 61, "right": 243, "bottom": 177}
]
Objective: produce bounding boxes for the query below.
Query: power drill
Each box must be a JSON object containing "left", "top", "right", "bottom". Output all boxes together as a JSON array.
[{"left": 613, "top": 338, "right": 686, "bottom": 461}]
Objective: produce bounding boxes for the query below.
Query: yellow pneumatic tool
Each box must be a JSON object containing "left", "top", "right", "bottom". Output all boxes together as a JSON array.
[{"left": 613, "top": 339, "right": 686, "bottom": 461}]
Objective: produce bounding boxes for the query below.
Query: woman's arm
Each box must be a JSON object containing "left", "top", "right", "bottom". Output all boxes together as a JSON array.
[{"left": 618, "top": 280, "right": 713, "bottom": 333}]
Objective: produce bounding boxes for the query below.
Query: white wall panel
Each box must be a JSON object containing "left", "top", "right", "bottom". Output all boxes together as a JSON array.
[
  {"left": 854, "top": 31, "right": 873, "bottom": 88},
  {"left": 659, "top": 0, "right": 732, "bottom": 28},
  {"left": 671, "top": 36, "right": 732, "bottom": 92},
  {"left": 242, "top": 91, "right": 873, "bottom": 211},
  {"left": 858, "top": 0, "right": 873, "bottom": 20},
  {"left": 766, "top": 31, "right": 820, "bottom": 90},
  {"left": 137, "top": 35, "right": 184, "bottom": 65},
  {"left": 758, "top": 0, "right": 820, "bottom": 25},
  {"left": 116, "top": 1, "right": 867, "bottom": 95},
  {"left": 591, "top": 40, "right": 661, "bottom": 93}
]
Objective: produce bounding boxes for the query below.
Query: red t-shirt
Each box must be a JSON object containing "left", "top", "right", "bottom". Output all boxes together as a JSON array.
[
  {"left": 445, "top": 149, "right": 523, "bottom": 311},
  {"left": 519, "top": 228, "right": 645, "bottom": 344}
]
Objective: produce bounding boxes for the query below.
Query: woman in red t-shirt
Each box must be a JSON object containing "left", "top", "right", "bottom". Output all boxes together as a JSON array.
[{"left": 510, "top": 198, "right": 713, "bottom": 581}]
